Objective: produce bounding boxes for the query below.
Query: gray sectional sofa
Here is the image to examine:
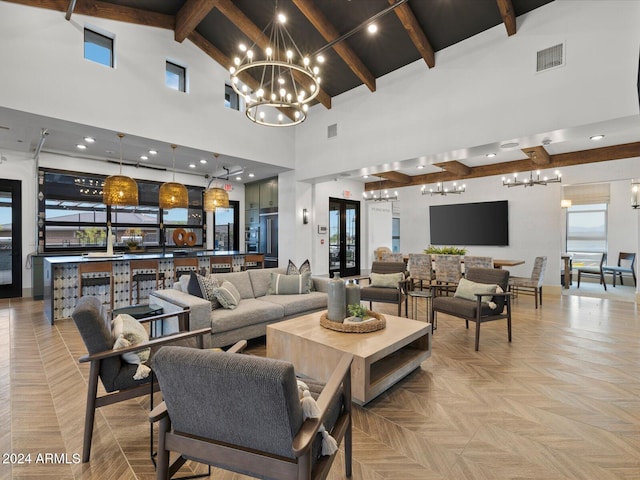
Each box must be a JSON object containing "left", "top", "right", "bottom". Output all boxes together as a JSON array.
[{"left": 150, "top": 267, "right": 329, "bottom": 348}]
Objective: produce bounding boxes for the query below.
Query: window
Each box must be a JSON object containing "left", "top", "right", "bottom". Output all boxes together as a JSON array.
[
  {"left": 166, "top": 61, "right": 186, "bottom": 92},
  {"left": 224, "top": 83, "right": 240, "bottom": 110},
  {"left": 39, "top": 170, "right": 205, "bottom": 252},
  {"left": 84, "top": 28, "right": 113, "bottom": 67},
  {"left": 566, "top": 203, "right": 608, "bottom": 266}
]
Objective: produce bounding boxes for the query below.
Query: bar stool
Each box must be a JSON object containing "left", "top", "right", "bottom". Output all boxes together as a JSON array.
[
  {"left": 78, "top": 262, "right": 114, "bottom": 313},
  {"left": 129, "top": 259, "right": 165, "bottom": 305},
  {"left": 210, "top": 255, "right": 233, "bottom": 274},
  {"left": 243, "top": 254, "right": 264, "bottom": 270},
  {"left": 173, "top": 257, "right": 199, "bottom": 282}
]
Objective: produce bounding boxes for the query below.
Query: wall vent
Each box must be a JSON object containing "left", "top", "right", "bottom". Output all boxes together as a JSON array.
[
  {"left": 537, "top": 43, "right": 564, "bottom": 72},
  {"left": 327, "top": 123, "right": 338, "bottom": 138}
]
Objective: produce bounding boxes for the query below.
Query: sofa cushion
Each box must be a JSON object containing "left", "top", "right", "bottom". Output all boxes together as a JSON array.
[
  {"left": 187, "top": 272, "right": 220, "bottom": 309},
  {"left": 209, "top": 271, "right": 255, "bottom": 299},
  {"left": 287, "top": 259, "right": 311, "bottom": 275},
  {"left": 214, "top": 281, "right": 242, "bottom": 309},
  {"left": 210, "top": 298, "right": 284, "bottom": 333},
  {"left": 268, "top": 272, "right": 311, "bottom": 295},
  {"left": 259, "top": 292, "right": 327, "bottom": 317},
  {"left": 248, "top": 268, "right": 287, "bottom": 298}
]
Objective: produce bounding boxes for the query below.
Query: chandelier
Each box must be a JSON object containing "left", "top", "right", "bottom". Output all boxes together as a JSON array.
[
  {"left": 159, "top": 144, "right": 189, "bottom": 209},
  {"left": 363, "top": 184, "right": 398, "bottom": 202},
  {"left": 502, "top": 169, "right": 562, "bottom": 187},
  {"left": 204, "top": 154, "right": 230, "bottom": 212},
  {"left": 229, "top": 7, "right": 321, "bottom": 127},
  {"left": 103, "top": 133, "right": 138, "bottom": 206},
  {"left": 421, "top": 168, "right": 465, "bottom": 195}
]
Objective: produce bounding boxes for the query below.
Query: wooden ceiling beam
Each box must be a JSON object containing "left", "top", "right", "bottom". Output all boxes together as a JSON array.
[
  {"left": 496, "top": 0, "right": 517, "bottom": 36},
  {"left": 390, "top": 0, "right": 435, "bottom": 68},
  {"left": 434, "top": 160, "right": 471, "bottom": 176},
  {"left": 365, "top": 142, "right": 640, "bottom": 190},
  {"left": 378, "top": 171, "right": 412, "bottom": 184},
  {"left": 522, "top": 145, "right": 551, "bottom": 165},
  {"left": 292, "top": 0, "right": 376, "bottom": 92},
  {"left": 175, "top": 0, "right": 218, "bottom": 43},
  {"left": 215, "top": 0, "right": 332, "bottom": 109}
]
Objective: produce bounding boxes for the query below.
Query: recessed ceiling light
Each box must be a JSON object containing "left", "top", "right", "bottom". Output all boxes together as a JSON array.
[
  {"left": 189, "top": 164, "right": 196, "bottom": 168},
  {"left": 363, "top": 175, "right": 369, "bottom": 179},
  {"left": 84, "top": 136, "right": 95, "bottom": 143},
  {"left": 248, "top": 173, "right": 255, "bottom": 178},
  {"left": 236, "top": 176, "right": 242, "bottom": 181},
  {"left": 590, "top": 134, "right": 605, "bottom": 141},
  {"left": 200, "top": 159, "right": 207, "bottom": 164},
  {"left": 140, "top": 155, "right": 148, "bottom": 160},
  {"left": 486, "top": 153, "right": 496, "bottom": 158},
  {"left": 417, "top": 165, "right": 424, "bottom": 169},
  {"left": 76, "top": 144, "right": 87, "bottom": 150},
  {"left": 500, "top": 142, "right": 519, "bottom": 149},
  {"left": 148, "top": 149, "right": 157, "bottom": 155},
  {"left": 367, "top": 24, "right": 378, "bottom": 34}
]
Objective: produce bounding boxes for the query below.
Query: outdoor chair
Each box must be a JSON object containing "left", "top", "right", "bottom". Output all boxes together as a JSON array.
[
  {"left": 71, "top": 296, "right": 211, "bottom": 463},
  {"left": 509, "top": 256, "right": 547, "bottom": 308},
  {"left": 150, "top": 347, "right": 353, "bottom": 480},
  {"left": 360, "top": 261, "right": 410, "bottom": 316},
  {"left": 603, "top": 252, "right": 636, "bottom": 287},
  {"left": 577, "top": 252, "right": 607, "bottom": 291},
  {"left": 432, "top": 267, "right": 512, "bottom": 351}
]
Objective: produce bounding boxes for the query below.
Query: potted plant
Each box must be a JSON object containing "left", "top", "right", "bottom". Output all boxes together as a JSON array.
[
  {"left": 346, "top": 304, "right": 369, "bottom": 322},
  {"left": 424, "top": 245, "right": 467, "bottom": 255}
]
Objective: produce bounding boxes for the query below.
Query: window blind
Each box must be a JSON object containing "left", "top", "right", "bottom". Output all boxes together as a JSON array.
[{"left": 562, "top": 183, "right": 610, "bottom": 205}]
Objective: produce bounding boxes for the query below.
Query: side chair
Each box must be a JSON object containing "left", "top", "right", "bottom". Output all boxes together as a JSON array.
[
  {"left": 71, "top": 296, "right": 211, "bottom": 463},
  {"left": 577, "top": 252, "right": 607, "bottom": 291},
  {"left": 603, "top": 252, "right": 636, "bottom": 287},
  {"left": 150, "top": 347, "right": 354, "bottom": 480},
  {"left": 509, "top": 256, "right": 547, "bottom": 308}
]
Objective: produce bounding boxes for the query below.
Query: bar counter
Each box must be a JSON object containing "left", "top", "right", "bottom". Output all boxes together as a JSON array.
[{"left": 43, "top": 251, "right": 261, "bottom": 324}]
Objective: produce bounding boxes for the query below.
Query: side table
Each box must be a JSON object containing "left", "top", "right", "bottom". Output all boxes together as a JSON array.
[
  {"left": 112, "top": 303, "right": 164, "bottom": 336},
  {"left": 408, "top": 290, "right": 434, "bottom": 332}
]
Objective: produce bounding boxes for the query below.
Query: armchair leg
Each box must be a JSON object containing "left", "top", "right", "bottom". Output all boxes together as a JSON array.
[
  {"left": 82, "top": 361, "right": 100, "bottom": 463},
  {"left": 156, "top": 416, "right": 170, "bottom": 480},
  {"left": 474, "top": 318, "right": 481, "bottom": 351},
  {"left": 577, "top": 271, "right": 581, "bottom": 288}
]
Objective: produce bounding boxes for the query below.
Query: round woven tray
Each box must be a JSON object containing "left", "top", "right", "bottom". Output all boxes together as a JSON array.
[{"left": 320, "top": 310, "right": 386, "bottom": 333}]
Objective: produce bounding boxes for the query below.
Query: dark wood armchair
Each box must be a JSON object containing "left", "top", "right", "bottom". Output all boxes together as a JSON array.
[
  {"left": 432, "top": 268, "right": 512, "bottom": 351},
  {"left": 577, "top": 252, "right": 607, "bottom": 290},
  {"left": 360, "top": 261, "right": 410, "bottom": 316},
  {"left": 150, "top": 347, "right": 353, "bottom": 480},
  {"left": 71, "top": 296, "right": 211, "bottom": 463}
]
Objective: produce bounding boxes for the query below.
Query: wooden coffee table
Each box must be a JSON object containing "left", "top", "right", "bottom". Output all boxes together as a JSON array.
[{"left": 267, "top": 311, "right": 432, "bottom": 405}]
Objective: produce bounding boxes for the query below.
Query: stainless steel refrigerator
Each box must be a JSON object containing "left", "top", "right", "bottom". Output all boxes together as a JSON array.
[{"left": 259, "top": 212, "right": 278, "bottom": 267}]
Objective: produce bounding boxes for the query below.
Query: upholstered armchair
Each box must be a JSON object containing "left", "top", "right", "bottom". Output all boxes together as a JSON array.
[
  {"left": 360, "top": 261, "right": 410, "bottom": 316},
  {"left": 150, "top": 347, "right": 353, "bottom": 480},
  {"left": 71, "top": 296, "right": 211, "bottom": 463},
  {"left": 432, "top": 267, "right": 512, "bottom": 351}
]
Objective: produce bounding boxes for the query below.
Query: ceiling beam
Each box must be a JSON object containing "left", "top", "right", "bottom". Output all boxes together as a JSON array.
[
  {"left": 434, "top": 160, "right": 472, "bottom": 176},
  {"left": 522, "top": 145, "right": 551, "bottom": 165},
  {"left": 215, "top": 0, "right": 331, "bottom": 109},
  {"left": 175, "top": 0, "right": 218, "bottom": 43},
  {"left": 292, "top": 0, "right": 376, "bottom": 92},
  {"left": 390, "top": 0, "right": 435, "bottom": 68},
  {"left": 5, "top": 0, "right": 175, "bottom": 28},
  {"left": 378, "top": 171, "right": 412, "bottom": 184},
  {"left": 496, "top": 0, "right": 517, "bottom": 36},
  {"left": 365, "top": 142, "right": 640, "bottom": 191}
]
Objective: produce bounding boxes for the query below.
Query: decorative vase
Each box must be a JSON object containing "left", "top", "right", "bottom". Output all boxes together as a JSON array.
[
  {"left": 327, "top": 272, "right": 346, "bottom": 321},
  {"left": 345, "top": 279, "right": 361, "bottom": 310}
]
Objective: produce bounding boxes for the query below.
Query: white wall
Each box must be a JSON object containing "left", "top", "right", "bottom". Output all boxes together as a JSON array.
[
  {"left": 0, "top": 2, "right": 295, "bottom": 168},
  {"left": 294, "top": 1, "right": 640, "bottom": 181}
]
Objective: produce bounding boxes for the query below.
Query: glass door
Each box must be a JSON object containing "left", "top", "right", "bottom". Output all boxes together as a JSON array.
[
  {"left": 329, "top": 198, "right": 360, "bottom": 277},
  {"left": 0, "top": 180, "right": 22, "bottom": 298},
  {"left": 212, "top": 200, "right": 240, "bottom": 251}
]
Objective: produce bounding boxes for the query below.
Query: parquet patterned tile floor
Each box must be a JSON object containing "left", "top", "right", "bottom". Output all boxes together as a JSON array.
[{"left": 1, "top": 292, "right": 639, "bottom": 479}]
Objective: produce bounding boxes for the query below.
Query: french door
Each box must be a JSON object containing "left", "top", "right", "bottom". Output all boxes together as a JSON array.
[
  {"left": 329, "top": 198, "right": 360, "bottom": 278},
  {"left": 0, "top": 180, "right": 22, "bottom": 298}
]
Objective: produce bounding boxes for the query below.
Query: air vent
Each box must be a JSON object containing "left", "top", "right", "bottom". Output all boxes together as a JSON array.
[
  {"left": 327, "top": 123, "right": 338, "bottom": 139},
  {"left": 537, "top": 43, "right": 564, "bottom": 72}
]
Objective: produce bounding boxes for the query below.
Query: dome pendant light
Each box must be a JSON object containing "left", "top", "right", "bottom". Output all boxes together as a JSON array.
[
  {"left": 103, "top": 133, "right": 139, "bottom": 206},
  {"left": 159, "top": 144, "right": 189, "bottom": 209}
]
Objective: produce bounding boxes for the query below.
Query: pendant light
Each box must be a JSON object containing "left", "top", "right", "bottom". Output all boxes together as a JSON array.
[
  {"left": 204, "top": 153, "right": 230, "bottom": 211},
  {"left": 159, "top": 144, "right": 189, "bottom": 209},
  {"left": 103, "top": 133, "right": 139, "bottom": 206}
]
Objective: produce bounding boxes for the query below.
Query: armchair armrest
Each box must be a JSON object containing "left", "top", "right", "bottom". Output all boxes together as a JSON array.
[
  {"left": 149, "top": 401, "right": 168, "bottom": 423},
  {"left": 291, "top": 353, "right": 353, "bottom": 457},
  {"left": 226, "top": 340, "right": 247, "bottom": 353},
  {"left": 79, "top": 327, "right": 212, "bottom": 363}
]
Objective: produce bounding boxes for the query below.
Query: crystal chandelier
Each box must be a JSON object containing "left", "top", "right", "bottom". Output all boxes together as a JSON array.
[
  {"left": 229, "top": 6, "right": 321, "bottom": 127},
  {"left": 159, "top": 144, "right": 188, "bottom": 209},
  {"left": 421, "top": 168, "right": 465, "bottom": 195},
  {"left": 103, "top": 133, "right": 138, "bottom": 206},
  {"left": 502, "top": 169, "right": 562, "bottom": 187}
]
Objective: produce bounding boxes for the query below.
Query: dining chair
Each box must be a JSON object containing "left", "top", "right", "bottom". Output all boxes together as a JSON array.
[
  {"left": 433, "top": 254, "right": 463, "bottom": 295},
  {"left": 463, "top": 256, "right": 493, "bottom": 271},
  {"left": 577, "top": 253, "right": 608, "bottom": 291},
  {"left": 408, "top": 253, "right": 434, "bottom": 290},
  {"left": 603, "top": 252, "right": 636, "bottom": 287},
  {"left": 509, "top": 256, "right": 547, "bottom": 308}
]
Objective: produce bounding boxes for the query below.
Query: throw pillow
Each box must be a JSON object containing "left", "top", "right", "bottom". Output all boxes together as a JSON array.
[
  {"left": 268, "top": 272, "right": 312, "bottom": 295},
  {"left": 187, "top": 271, "right": 220, "bottom": 310},
  {"left": 454, "top": 278, "right": 497, "bottom": 304},
  {"left": 111, "top": 313, "right": 151, "bottom": 380},
  {"left": 369, "top": 272, "right": 404, "bottom": 288},
  {"left": 287, "top": 259, "right": 314, "bottom": 291},
  {"left": 214, "top": 281, "right": 242, "bottom": 309}
]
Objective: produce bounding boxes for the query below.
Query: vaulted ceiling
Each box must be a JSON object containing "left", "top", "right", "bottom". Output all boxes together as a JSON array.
[{"left": 3, "top": 0, "right": 640, "bottom": 187}]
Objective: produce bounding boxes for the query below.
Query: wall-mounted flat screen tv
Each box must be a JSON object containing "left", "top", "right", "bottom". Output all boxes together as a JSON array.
[{"left": 429, "top": 200, "right": 509, "bottom": 246}]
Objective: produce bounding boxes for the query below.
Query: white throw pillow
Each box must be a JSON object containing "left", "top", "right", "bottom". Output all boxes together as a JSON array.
[
  {"left": 370, "top": 272, "right": 404, "bottom": 288},
  {"left": 111, "top": 314, "right": 151, "bottom": 380},
  {"left": 454, "top": 278, "right": 497, "bottom": 304}
]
